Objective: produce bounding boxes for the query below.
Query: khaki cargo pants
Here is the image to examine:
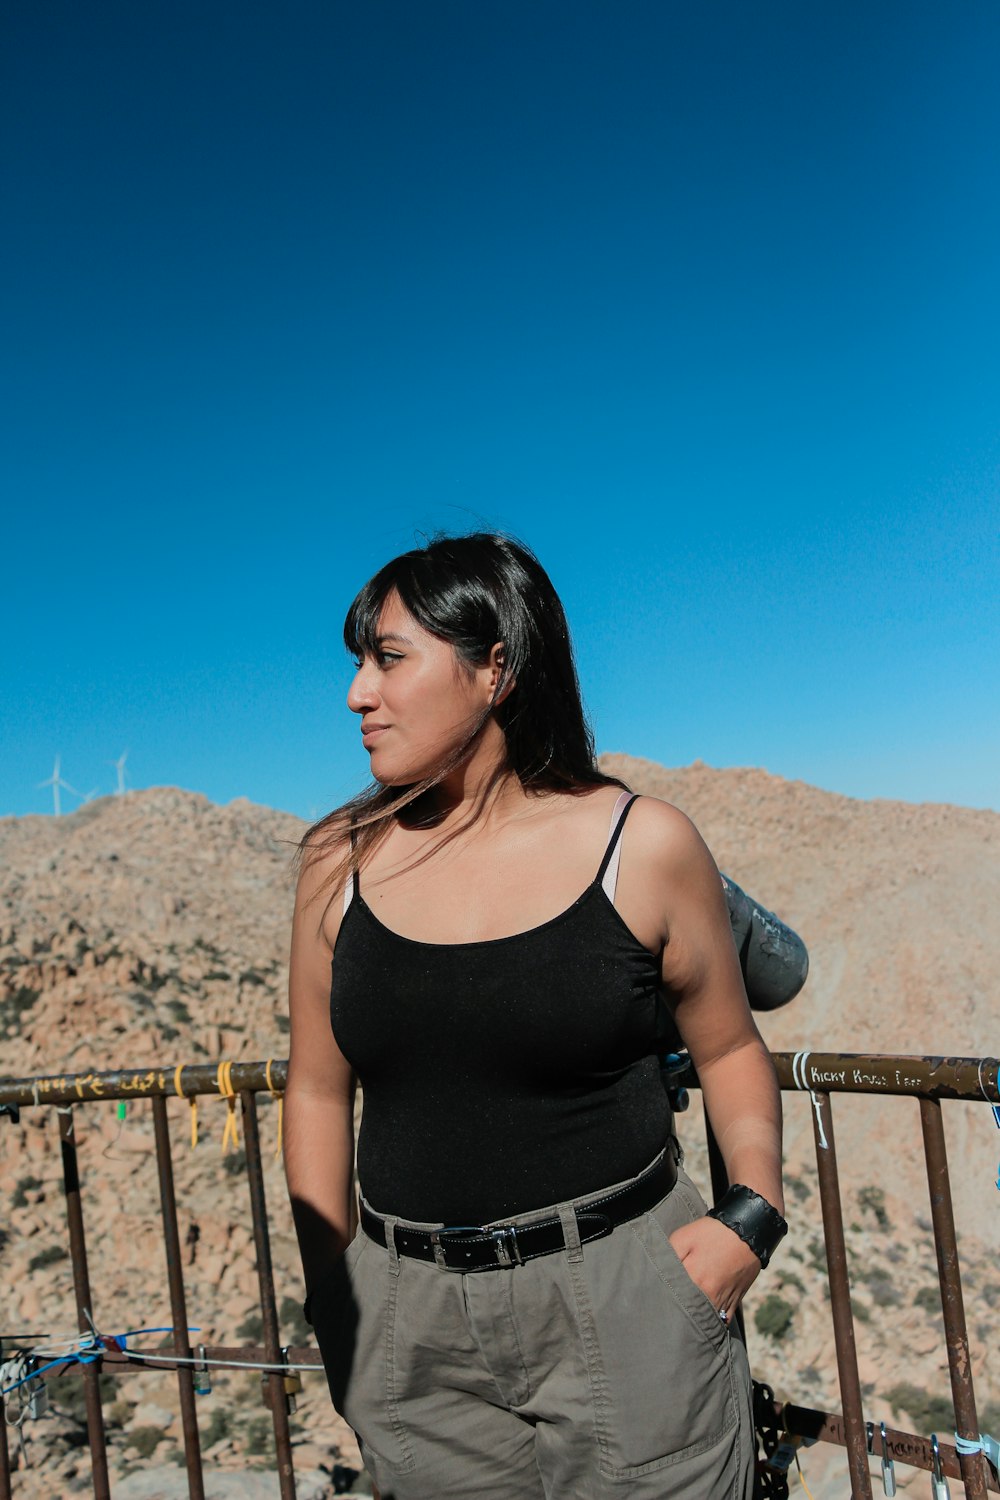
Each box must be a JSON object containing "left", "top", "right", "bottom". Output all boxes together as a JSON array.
[{"left": 310, "top": 1159, "right": 755, "bottom": 1499}]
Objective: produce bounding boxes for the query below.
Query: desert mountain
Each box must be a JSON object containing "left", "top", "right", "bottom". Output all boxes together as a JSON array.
[{"left": 1, "top": 761, "right": 997, "bottom": 1495}]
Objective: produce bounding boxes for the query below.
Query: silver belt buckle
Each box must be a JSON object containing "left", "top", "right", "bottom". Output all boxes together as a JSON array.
[
  {"left": 428, "top": 1225, "right": 481, "bottom": 1271},
  {"left": 491, "top": 1225, "right": 523, "bottom": 1267}
]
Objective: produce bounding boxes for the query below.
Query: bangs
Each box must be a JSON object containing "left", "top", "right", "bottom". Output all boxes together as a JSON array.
[
  {"left": 343, "top": 575, "right": 392, "bottom": 659},
  {"left": 343, "top": 557, "right": 426, "bottom": 659}
]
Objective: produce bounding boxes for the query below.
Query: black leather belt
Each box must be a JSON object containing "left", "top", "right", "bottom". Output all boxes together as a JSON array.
[{"left": 359, "top": 1149, "right": 678, "bottom": 1272}]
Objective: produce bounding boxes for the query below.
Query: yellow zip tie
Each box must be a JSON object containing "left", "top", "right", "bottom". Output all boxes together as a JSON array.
[
  {"left": 174, "top": 1063, "right": 198, "bottom": 1149},
  {"left": 793, "top": 1451, "right": 816, "bottom": 1499},
  {"left": 265, "top": 1058, "right": 284, "bottom": 1159},
  {"left": 217, "top": 1060, "right": 239, "bottom": 1154}
]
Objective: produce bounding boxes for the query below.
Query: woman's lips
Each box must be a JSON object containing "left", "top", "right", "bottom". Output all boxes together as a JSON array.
[{"left": 362, "top": 726, "right": 389, "bottom": 750}]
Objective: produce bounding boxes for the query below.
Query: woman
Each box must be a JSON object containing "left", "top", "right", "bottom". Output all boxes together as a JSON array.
[{"left": 284, "top": 533, "right": 785, "bottom": 1500}]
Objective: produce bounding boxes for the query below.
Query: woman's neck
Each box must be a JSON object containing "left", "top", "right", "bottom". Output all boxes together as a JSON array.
[{"left": 424, "top": 727, "right": 528, "bottom": 829}]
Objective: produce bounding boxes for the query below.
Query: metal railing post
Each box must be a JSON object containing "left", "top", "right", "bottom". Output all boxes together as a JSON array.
[
  {"left": 919, "top": 1097, "right": 988, "bottom": 1500},
  {"left": 151, "top": 1094, "right": 206, "bottom": 1500},
  {"left": 58, "top": 1105, "right": 110, "bottom": 1500},
  {"left": 0, "top": 1364, "right": 12, "bottom": 1500},
  {"left": 810, "top": 1090, "right": 872, "bottom": 1499},
  {"left": 240, "top": 1089, "right": 296, "bottom": 1500}
]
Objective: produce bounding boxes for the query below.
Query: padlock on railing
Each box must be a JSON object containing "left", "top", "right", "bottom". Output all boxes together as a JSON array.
[
  {"left": 261, "top": 1351, "right": 303, "bottom": 1415},
  {"left": 193, "top": 1344, "right": 211, "bottom": 1396},
  {"left": 931, "top": 1434, "right": 950, "bottom": 1499},
  {"left": 283, "top": 1368, "right": 302, "bottom": 1414},
  {"left": 26, "top": 1377, "right": 48, "bottom": 1420},
  {"left": 765, "top": 1432, "right": 798, "bottom": 1473},
  {"left": 879, "top": 1422, "right": 896, "bottom": 1497},
  {"left": 868, "top": 1421, "right": 897, "bottom": 1497},
  {"left": 282, "top": 1349, "right": 302, "bottom": 1414}
]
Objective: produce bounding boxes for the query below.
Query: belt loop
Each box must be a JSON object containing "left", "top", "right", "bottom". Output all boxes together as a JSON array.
[
  {"left": 558, "top": 1202, "right": 584, "bottom": 1264},
  {"left": 385, "top": 1217, "right": 401, "bottom": 1276}
]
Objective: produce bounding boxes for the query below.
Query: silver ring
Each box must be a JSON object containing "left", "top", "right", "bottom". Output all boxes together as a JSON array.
[{"left": 718, "top": 1307, "right": 728, "bottom": 1324}]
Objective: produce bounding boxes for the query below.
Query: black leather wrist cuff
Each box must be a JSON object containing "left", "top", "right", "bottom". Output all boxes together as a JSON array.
[{"left": 706, "top": 1184, "right": 787, "bottom": 1268}]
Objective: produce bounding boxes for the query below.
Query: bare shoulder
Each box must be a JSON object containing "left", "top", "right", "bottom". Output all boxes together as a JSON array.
[
  {"left": 294, "top": 827, "right": 351, "bottom": 949},
  {"left": 625, "top": 795, "right": 718, "bottom": 881}
]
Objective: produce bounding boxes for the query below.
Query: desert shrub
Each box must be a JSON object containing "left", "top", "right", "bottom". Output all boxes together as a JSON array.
[
  {"left": 28, "top": 1243, "right": 68, "bottom": 1272},
  {"left": 240, "top": 969, "right": 266, "bottom": 986},
  {"left": 857, "top": 1185, "right": 890, "bottom": 1231},
  {"left": 127, "top": 1425, "right": 165, "bottom": 1459},
  {"left": 805, "top": 1237, "right": 827, "bottom": 1273},
  {"left": 244, "top": 1415, "right": 273, "bottom": 1455},
  {"left": 13, "top": 1174, "right": 43, "bottom": 1208},
  {"left": 275, "top": 1013, "right": 290, "bottom": 1034},
  {"left": 203, "top": 1407, "right": 234, "bottom": 1446},
  {"left": 280, "top": 1294, "right": 311, "bottom": 1346},
  {"left": 204, "top": 970, "right": 231, "bottom": 981},
  {"left": 861, "top": 1274, "right": 902, "bottom": 1308},
  {"left": 53, "top": 1372, "right": 116, "bottom": 1427},
  {"left": 776, "top": 1269, "right": 806, "bottom": 1297},
  {"left": 237, "top": 1312, "right": 264, "bottom": 1343},
  {"left": 222, "top": 1150, "right": 247, "bottom": 1177},
  {"left": 0, "top": 984, "right": 41, "bottom": 1033},
  {"left": 883, "top": 1382, "right": 953, "bottom": 1432},
  {"left": 754, "top": 1294, "right": 794, "bottom": 1341},
  {"left": 980, "top": 1401, "right": 1000, "bottom": 1434},
  {"left": 784, "top": 1174, "right": 812, "bottom": 1202},
  {"left": 109, "top": 1400, "right": 132, "bottom": 1426},
  {"left": 914, "top": 1285, "right": 940, "bottom": 1314},
  {"left": 165, "top": 998, "right": 192, "bottom": 1024}
]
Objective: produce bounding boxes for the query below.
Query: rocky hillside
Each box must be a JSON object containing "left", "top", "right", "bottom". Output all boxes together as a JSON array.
[{"left": 0, "top": 767, "right": 997, "bottom": 1497}]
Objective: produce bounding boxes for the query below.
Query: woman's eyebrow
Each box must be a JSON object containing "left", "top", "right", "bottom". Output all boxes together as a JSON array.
[{"left": 376, "top": 633, "right": 414, "bottom": 646}]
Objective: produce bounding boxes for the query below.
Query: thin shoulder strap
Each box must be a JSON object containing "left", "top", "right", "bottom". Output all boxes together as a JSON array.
[
  {"left": 596, "top": 791, "right": 638, "bottom": 901},
  {"left": 342, "top": 824, "right": 361, "bottom": 916}
]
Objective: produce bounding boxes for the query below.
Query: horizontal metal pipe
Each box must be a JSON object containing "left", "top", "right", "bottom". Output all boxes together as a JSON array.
[
  {"left": 0, "top": 1060, "right": 289, "bottom": 1108},
  {"left": 774, "top": 1403, "right": 1000, "bottom": 1492},
  {"left": 682, "top": 1051, "right": 1000, "bottom": 1103},
  {"left": 2, "top": 1052, "right": 997, "bottom": 1107}
]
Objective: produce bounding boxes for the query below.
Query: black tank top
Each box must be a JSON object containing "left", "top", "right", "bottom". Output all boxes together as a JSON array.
[{"left": 330, "top": 796, "right": 674, "bottom": 1224}]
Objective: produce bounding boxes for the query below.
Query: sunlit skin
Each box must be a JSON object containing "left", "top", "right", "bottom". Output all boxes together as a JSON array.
[
  {"left": 346, "top": 591, "right": 511, "bottom": 795},
  {"left": 284, "top": 594, "right": 782, "bottom": 1323}
]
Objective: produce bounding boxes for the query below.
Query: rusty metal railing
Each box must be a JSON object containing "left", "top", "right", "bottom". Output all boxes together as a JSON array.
[{"left": 1, "top": 1053, "right": 998, "bottom": 1499}]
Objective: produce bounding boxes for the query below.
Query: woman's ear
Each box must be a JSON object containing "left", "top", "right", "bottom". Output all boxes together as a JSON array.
[{"left": 488, "top": 642, "right": 516, "bottom": 705}]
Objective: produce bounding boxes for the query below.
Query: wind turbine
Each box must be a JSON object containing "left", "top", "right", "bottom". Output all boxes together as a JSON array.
[
  {"left": 37, "top": 756, "right": 83, "bottom": 817},
  {"left": 109, "top": 749, "right": 128, "bottom": 795}
]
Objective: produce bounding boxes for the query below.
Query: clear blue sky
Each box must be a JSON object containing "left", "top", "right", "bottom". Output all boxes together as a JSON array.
[{"left": 3, "top": 1, "right": 998, "bottom": 819}]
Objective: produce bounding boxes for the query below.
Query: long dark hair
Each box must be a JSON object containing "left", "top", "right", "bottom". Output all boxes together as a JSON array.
[{"left": 297, "top": 532, "right": 626, "bottom": 904}]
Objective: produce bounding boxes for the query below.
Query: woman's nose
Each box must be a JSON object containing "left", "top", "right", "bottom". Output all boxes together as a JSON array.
[{"left": 347, "top": 665, "right": 380, "bottom": 714}]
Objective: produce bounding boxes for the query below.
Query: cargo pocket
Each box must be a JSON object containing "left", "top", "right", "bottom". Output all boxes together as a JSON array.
[{"left": 568, "top": 1179, "right": 737, "bottom": 1480}]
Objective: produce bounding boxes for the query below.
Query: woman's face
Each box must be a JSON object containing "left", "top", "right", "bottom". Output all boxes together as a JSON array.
[{"left": 347, "top": 592, "right": 499, "bottom": 786}]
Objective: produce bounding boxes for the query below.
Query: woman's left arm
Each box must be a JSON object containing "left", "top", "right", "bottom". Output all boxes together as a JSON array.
[{"left": 637, "top": 800, "right": 785, "bottom": 1318}]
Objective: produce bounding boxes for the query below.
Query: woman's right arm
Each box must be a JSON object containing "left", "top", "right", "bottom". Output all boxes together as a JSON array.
[{"left": 283, "top": 845, "right": 357, "bottom": 1298}]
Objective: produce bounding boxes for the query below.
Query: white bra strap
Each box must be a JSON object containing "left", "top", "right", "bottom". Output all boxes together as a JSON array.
[
  {"left": 600, "top": 791, "right": 634, "bottom": 902},
  {"left": 342, "top": 875, "right": 354, "bottom": 916}
]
